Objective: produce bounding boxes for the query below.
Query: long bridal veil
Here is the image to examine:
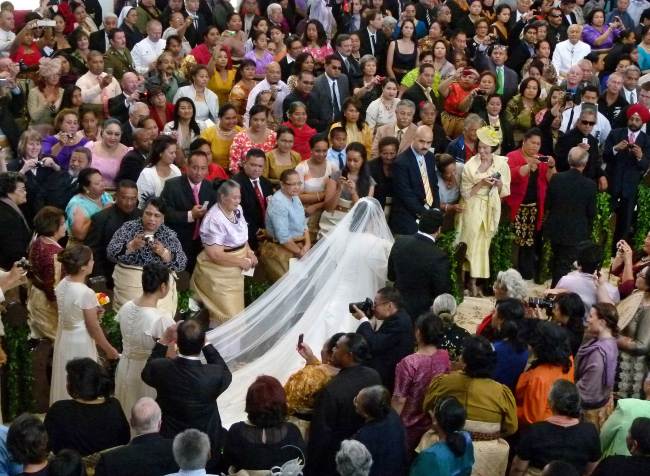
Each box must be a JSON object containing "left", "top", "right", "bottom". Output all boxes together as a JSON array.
[{"left": 206, "top": 197, "right": 395, "bottom": 427}]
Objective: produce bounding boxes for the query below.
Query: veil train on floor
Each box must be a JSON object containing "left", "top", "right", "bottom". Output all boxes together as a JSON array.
[{"left": 205, "top": 197, "right": 395, "bottom": 427}]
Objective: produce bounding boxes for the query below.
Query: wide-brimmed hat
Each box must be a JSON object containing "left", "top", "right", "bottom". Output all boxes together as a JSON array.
[{"left": 476, "top": 126, "right": 502, "bottom": 147}]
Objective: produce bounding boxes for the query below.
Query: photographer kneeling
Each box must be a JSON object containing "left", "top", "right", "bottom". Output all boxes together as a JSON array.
[{"left": 351, "top": 287, "right": 414, "bottom": 392}]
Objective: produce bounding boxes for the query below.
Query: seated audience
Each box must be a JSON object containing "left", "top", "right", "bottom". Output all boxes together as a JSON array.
[
  {"left": 491, "top": 298, "right": 530, "bottom": 392},
  {"left": 432, "top": 294, "right": 471, "bottom": 362},
  {"left": 167, "top": 429, "right": 215, "bottom": 476},
  {"left": 41, "top": 109, "right": 89, "bottom": 171},
  {"left": 6, "top": 414, "right": 49, "bottom": 476},
  {"left": 550, "top": 293, "right": 586, "bottom": 356},
  {"left": 336, "top": 440, "right": 372, "bottom": 476},
  {"left": 594, "top": 417, "right": 650, "bottom": 475}
]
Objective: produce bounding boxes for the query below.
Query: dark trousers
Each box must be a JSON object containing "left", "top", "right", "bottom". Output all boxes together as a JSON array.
[
  {"left": 613, "top": 195, "right": 636, "bottom": 249},
  {"left": 550, "top": 243, "right": 578, "bottom": 287}
]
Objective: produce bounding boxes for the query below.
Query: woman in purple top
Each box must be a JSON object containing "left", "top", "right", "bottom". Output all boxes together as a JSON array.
[
  {"left": 582, "top": 9, "right": 623, "bottom": 50},
  {"left": 41, "top": 108, "right": 89, "bottom": 170},
  {"left": 576, "top": 302, "right": 619, "bottom": 431},
  {"left": 244, "top": 31, "right": 275, "bottom": 80},
  {"left": 392, "top": 312, "right": 451, "bottom": 453}
]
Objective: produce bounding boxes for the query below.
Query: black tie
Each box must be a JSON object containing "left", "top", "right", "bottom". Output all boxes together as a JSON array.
[
  {"left": 370, "top": 33, "right": 376, "bottom": 55},
  {"left": 331, "top": 81, "right": 340, "bottom": 119},
  {"left": 338, "top": 152, "right": 344, "bottom": 170}
]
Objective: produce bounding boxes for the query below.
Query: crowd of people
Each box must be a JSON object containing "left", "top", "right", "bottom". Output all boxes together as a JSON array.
[{"left": 0, "top": 0, "right": 649, "bottom": 473}]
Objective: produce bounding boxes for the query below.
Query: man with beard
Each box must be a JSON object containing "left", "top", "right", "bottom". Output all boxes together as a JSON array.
[
  {"left": 603, "top": 104, "right": 650, "bottom": 245},
  {"left": 85, "top": 180, "right": 141, "bottom": 287}
]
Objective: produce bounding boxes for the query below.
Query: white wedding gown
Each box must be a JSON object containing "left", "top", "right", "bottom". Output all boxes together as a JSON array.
[{"left": 206, "top": 198, "right": 394, "bottom": 428}]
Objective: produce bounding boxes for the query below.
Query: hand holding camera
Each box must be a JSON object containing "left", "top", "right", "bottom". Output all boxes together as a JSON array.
[{"left": 349, "top": 297, "right": 373, "bottom": 320}]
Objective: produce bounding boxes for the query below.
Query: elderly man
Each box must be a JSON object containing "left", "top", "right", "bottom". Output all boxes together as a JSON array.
[
  {"left": 445, "top": 113, "right": 483, "bottom": 163},
  {"left": 545, "top": 146, "right": 597, "bottom": 285},
  {"left": 604, "top": 104, "right": 650, "bottom": 245},
  {"left": 560, "top": 85, "right": 612, "bottom": 145},
  {"left": 132, "top": 20, "right": 165, "bottom": 75},
  {"left": 390, "top": 126, "right": 440, "bottom": 235},
  {"left": 166, "top": 429, "right": 217, "bottom": 476},
  {"left": 104, "top": 29, "right": 136, "bottom": 80},
  {"left": 334, "top": 34, "right": 361, "bottom": 88},
  {"left": 244, "top": 62, "right": 289, "bottom": 125},
  {"left": 75, "top": 51, "right": 122, "bottom": 114},
  {"left": 120, "top": 102, "right": 149, "bottom": 147},
  {"left": 90, "top": 13, "right": 118, "bottom": 53},
  {"left": 552, "top": 25, "right": 592, "bottom": 78},
  {"left": 108, "top": 72, "right": 141, "bottom": 123},
  {"left": 606, "top": 0, "right": 635, "bottom": 30},
  {"left": 371, "top": 100, "right": 418, "bottom": 158},
  {"left": 95, "top": 398, "right": 178, "bottom": 476},
  {"left": 599, "top": 72, "right": 629, "bottom": 130}
]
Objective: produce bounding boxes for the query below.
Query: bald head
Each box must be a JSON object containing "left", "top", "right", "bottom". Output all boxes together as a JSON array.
[
  {"left": 412, "top": 126, "right": 433, "bottom": 155},
  {"left": 131, "top": 397, "right": 161, "bottom": 435},
  {"left": 266, "top": 62, "right": 281, "bottom": 84},
  {"left": 568, "top": 146, "right": 588, "bottom": 169}
]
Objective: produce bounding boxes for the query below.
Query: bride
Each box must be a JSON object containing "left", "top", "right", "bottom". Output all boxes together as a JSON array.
[{"left": 206, "top": 197, "right": 394, "bottom": 427}]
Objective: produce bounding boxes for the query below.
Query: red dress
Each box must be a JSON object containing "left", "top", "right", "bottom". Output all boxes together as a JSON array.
[
  {"left": 282, "top": 121, "right": 316, "bottom": 161},
  {"left": 11, "top": 44, "right": 42, "bottom": 67}
]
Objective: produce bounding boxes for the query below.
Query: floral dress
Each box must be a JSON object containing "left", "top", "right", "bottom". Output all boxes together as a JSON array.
[{"left": 228, "top": 130, "right": 277, "bottom": 173}]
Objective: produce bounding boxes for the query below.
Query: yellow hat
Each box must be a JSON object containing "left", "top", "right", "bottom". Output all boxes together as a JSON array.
[{"left": 476, "top": 126, "right": 502, "bottom": 147}]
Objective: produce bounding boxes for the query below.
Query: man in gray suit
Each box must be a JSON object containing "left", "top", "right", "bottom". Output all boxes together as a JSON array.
[
  {"left": 475, "top": 44, "right": 518, "bottom": 103},
  {"left": 371, "top": 100, "right": 418, "bottom": 158},
  {"left": 310, "top": 55, "right": 350, "bottom": 132}
]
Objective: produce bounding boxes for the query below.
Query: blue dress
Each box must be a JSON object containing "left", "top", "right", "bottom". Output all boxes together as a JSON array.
[
  {"left": 638, "top": 45, "right": 650, "bottom": 73},
  {"left": 410, "top": 432, "right": 474, "bottom": 476},
  {"left": 492, "top": 340, "right": 529, "bottom": 392}
]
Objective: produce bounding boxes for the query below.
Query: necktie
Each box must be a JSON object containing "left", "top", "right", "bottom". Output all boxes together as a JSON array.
[
  {"left": 417, "top": 157, "right": 434, "bottom": 207},
  {"left": 191, "top": 183, "right": 201, "bottom": 239},
  {"left": 630, "top": 90, "right": 636, "bottom": 104},
  {"left": 338, "top": 152, "right": 344, "bottom": 170},
  {"left": 370, "top": 33, "right": 376, "bottom": 56},
  {"left": 425, "top": 9, "right": 432, "bottom": 26},
  {"left": 629, "top": 132, "right": 635, "bottom": 145},
  {"left": 331, "top": 81, "right": 340, "bottom": 119},
  {"left": 253, "top": 179, "right": 266, "bottom": 215},
  {"left": 496, "top": 67, "right": 504, "bottom": 95},
  {"left": 396, "top": 129, "right": 403, "bottom": 143}
]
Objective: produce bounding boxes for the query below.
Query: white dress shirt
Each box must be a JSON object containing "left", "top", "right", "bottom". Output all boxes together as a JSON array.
[
  {"left": 131, "top": 37, "right": 166, "bottom": 74},
  {"left": 244, "top": 78, "right": 290, "bottom": 125},
  {"left": 623, "top": 88, "right": 638, "bottom": 104},
  {"left": 552, "top": 40, "right": 592, "bottom": 77},
  {"left": 75, "top": 72, "right": 122, "bottom": 105},
  {"left": 0, "top": 28, "right": 15, "bottom": 52}
]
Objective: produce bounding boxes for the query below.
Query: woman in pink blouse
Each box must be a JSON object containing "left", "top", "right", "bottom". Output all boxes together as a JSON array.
[
  {"left": 229, "top": 104, "right": 277, "bottom": 173},
  {"left": 84, "top": 118, "right": 130, "bottom": 189},
  {"left": 301, "top": 20, "right": 333, "bottom": 72},
  {"left": 392, "top": 312, "right": 451, "bottom": 453}
]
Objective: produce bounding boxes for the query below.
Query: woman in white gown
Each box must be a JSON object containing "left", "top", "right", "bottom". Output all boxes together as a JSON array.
[
  {"left": 50, "top": 245, "right": 120, "bottom": 404},
  {"left": 114, "top": 263, "right": 175, "bottom": 416},
  {"left": 206, "top": 197, "right": 394, "bottom": 427}
]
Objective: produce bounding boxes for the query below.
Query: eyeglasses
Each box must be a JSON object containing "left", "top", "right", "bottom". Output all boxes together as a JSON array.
[
  {"left": 549, "top": 13, "right": 561, "bottom": 17},
  {"left": 329, "top": 65, "right": 342, "bottom": 70},
  {"left": 283, "top": 181, "right": 303, "bottom": 186},
  {"left": 580, "top": 120, "right": 596, "bottom": 126},
  {"left": 373, "top": 300, "right": 389, "bottom": 307}
]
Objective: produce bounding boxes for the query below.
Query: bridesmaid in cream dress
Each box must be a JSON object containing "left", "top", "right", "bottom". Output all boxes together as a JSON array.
[
  {"left": 114, "top": 263, "right": 174, "bottom": 416},
  {"left": 50, "top": 245, "right": 120, "bottom": 404}
]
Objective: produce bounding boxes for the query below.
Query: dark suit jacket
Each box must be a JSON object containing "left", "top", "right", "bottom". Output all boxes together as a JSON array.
[
  {"left": 141, "top": 342, "right": 232, "bottom": 450},
  {"left": 401, "top": 83, "right": 432, "bottom": 122},
  {"left": 95, "top": 433, "right": 178, "bottom": 476},
  {"left": 307, "top": 365, "right": 382, "bottom": 476},
  {"left": 116, "top": 149, "right": 148, "bottom": 183},
  {"left": 108, "top": 93, "right": 130, "bottom": 124},
  {"left": 0, "top": 91, "right": 24, "bottom": 155},
  {"left": 121, "top": 120, "right": 136, "bottom": 147},
  {"left": 184, "top": 13, "right": 209, "bottom": 48},
  {"left": 89, "top": 29, "right": 107, "bottom": 53},
  {"left": 279, "top": 55, "right": 295, "bottom": 83},
  {"left": 232, "top": 172, "right": 273, "bottom": 250},
  {"left": 0, "top": 201, "right": 31, "bottom": 270},
  {"left": 554, "top": 128, "right": 603, "bottom": 181},
  {"left": 387, "top": 234, "right": 451, "bottom": 319},
  {"left": 356, "top": 309, "right": 414, "bottom": 391},
  {"left": 603, "top": 128, "right": 650, "bottom": 199},
  {"left": 389, "top": 147, "right": 440, "bottom": 235},
  {"left": 311, "top": 73, "right": 351, "bottom": 132},
  {"left": 159, "top": 176, "right": 218, "bottom": 266},
  {"left": 282, "top": 90, "right": 323, "bottom": 130},
  {"left": 334, "top": 51, "right": 361, "bottom": 89},
  {"left": 474, "top": 53, "right": 518, "bottom": 103},
  {"left": 544, "top": 168, "right": 596, "bottom": 246},
  {"left": 358, "top": 28, "right": 387, "bottom": 72},
  {"left": 40, "top": 171, "right": 77, "bottom": 212}
]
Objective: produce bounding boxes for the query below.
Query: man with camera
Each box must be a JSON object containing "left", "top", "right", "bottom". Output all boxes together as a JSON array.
[{"left": 351, "top": 287, "right": 414, "bottom": 392}]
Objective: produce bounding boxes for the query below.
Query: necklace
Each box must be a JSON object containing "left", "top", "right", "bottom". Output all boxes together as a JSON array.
[
  {"left": 381, "top": 98, "right": 395, "bottom": 111},
  {"left": 218, "top": 204, "right": 238, "bottom": 223}
]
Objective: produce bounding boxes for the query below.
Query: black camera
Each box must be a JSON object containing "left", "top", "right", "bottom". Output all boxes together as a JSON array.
[
  {"left": 528, "top": 297, "right": 554, "bottom": 310},
  {"left": 16, "top": 257, "right": 31, "bottom": 271},
  {"left": 349, "top": 298, "right": 373, "bottom": 317},
  {"left": 538, "top": 156, "right": 550, "bottom": 162}
]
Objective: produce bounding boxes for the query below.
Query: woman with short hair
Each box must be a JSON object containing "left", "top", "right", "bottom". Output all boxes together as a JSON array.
[{"left": 65, "top": 167, "right": 113, "bottom": 243}]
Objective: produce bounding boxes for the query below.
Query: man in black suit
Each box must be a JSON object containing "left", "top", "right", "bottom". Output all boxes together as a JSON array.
[
  {"left": 390, "top": 125, "right": 440, "bottom": 235},
  {"left": 401, "top": 64, "right": 435, "bottom": 122},
  {"left": 108, "top": 72, "right": 142, "bottom": 123},
  {"left": 475, "top": 45, "right": 519, "bottom": 103},
  {"left": 603, "top": 105, "right": 650, "bottom": 245},
  {"left": 334, "top": 34, "right": 361, "bottom": 89},
  {"left": 232, "top": 149, "right": 273, "bottom": 250},
  {"left": 358, "top": 9, "right": 387, "bottom": 71},
  {"left": 279, "top": 35, "right": 304, "bottom": 82},
  {"left": 89, "top": 14, "right": 117, "bottom": 53},
  {"left": 86, "top": 180, "right": 141, "bottom": 287},
  {"left": 183, "top": 1, "right": 209, "bottom": 48},
  {"left": 306, "top": 333, "right": 381, "bottom": 476},
  {"left": 39, "top": 147, "right": 91, "bottom": 212},
  {"left": 0, "top": 173, "right": 31, "bottom": 270},
  {"left": 120, "top": 102, "right": 150, "bottom": 147},
  {"left": 387, "top": 209, "right": 451, "bottom": 319},
  {"left": 506, "top": 22, "right": 538, "bottom": 77},
  {"left": 141, "top": 320, "right": 232, "bottom": 451},
  {"left": 95, "top": 397, "right": 178, "bottom": 476},
  {"left": 352, "top": 287, "right": 414, "bottom": 391},
  {"left": 311, "top": 55, "right": 351, "bottom": 132},
  {"left": 544, "top": 146, "right": 597, "bottom": 286},
  {"left": 116, "top": 128, "right": 152, "bottom": 183},
  {"left": 160, "top": 150, "right": 217, "bottom": 272},
  {"left": 282, "top": 71, "right": 317, "bottom": 122}
]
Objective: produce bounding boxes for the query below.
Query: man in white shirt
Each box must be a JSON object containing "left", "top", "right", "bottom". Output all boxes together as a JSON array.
[
  {"left": 560, "top": 85, "right": 612, "bottom": 145},
  {"left": 552, "top": 24, "right": 591, "bottom": 78},
  {"left": 131, "top": 20, "right": 165, "bottom": 75},
  {"left": 0, "top": 11, "right": 15, "bottom": 53},
  {"left": 75, "top": 51, "right": 122, "bottom": 111},
  {"left": 244, "top": 62, "right": 289, "bottom": 125}
]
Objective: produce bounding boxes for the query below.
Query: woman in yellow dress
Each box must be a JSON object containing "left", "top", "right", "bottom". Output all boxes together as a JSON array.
[
  {"left": 207, "top": 48, "right": 236, "bottom": 107},
  {"left": 329, "top": 97, "right": 373, "bottom": 156},
  {"left": 264, "top": 126, "right": 301, "bottom": 186},
  {"left": 228, "top": 59, "right": 258, "bottom": 118},
  {"left": 200, "top": 104, "right": 243, "bottom": 171},
  {"left": 457, "top": 126, "right": 511, "bottom": 297}
]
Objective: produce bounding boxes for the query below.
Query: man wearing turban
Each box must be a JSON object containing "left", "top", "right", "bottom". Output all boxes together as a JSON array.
[{"left": 603, "top": 103, "right": 650, "bottom": 246}]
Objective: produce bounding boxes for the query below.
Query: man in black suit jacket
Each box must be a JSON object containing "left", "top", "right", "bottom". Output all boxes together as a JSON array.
[
  {"left": 116, "top": 129, "right": 151, "bottom": 183},
  {"left": 334, "top": 34, "right": 362, "bottom": 89},
  {"left": 475, "top": 45, "right": 519, "bottom": 103},
  {"left": 311, "top": 56, "right": 351, "bottom": 132},
  {"left": 108, "top": 72, "right": 141, "bottom": 123},
  {"left": 603, "top": 106, "right": 650, "bottom": 245},
  {"left": 141, "top": 320, "right": 232, "bottom": 452},
  {"left": 506, "top": 21, "right": 538, "bottom": 78},
  {"left": 279, "top": 36, "right": 304, "bottom": 82},
  {"left": 544, "top": 146, "right": 597, "bottom": 286},
  {"left": 390, "top": 125, "right": 440, "bottom": 235},
  {"left": 306, "top": 333, "right": 381, "bottom": 476},
  {"left": 388, "top": 209, "right": 451, "bottom": 319},
  {"left": 401, "top": 64, "right": 435, "bottom": 122},
  {"left": 95, "top": 397, "right": 178, "bottom": 476},
  {"left": 281, "top": 71, "right": 319, "bottom": 124},
  {"left": 119, "top": 102, "right": 150, "bottom": 147},
  {"left": 232, "top": 149, "right": 273, "bottom": 250},
  {"left": 0, "top": 173, "right": 32, "bottom": 270},
  {"left": 183, "top": 8, "right": 209, "bottom": 47},
  {"left": 352, "top": 287, "right": 414, "bottom": 391},
  {"left": 89, "top": 14, "right": 116, "bottom": 52},
  {"left": 160, "top": 151, "right": 217, "bottom": 272},
  {"left": 358, "top": 11, "right": 387, "bottom": 72}
]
